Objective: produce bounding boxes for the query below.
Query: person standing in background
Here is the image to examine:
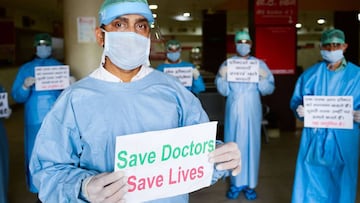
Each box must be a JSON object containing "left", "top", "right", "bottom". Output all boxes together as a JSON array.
[
  {"left": 290, "top": 28, "right": 360, "bottom": 203},
  {"left": 0, "top": 84, "right": 12, "bottom": 203},
  {"left": 157, "top": 39, "right": 206, "bottom": 95},
  {"left": 11, "top": 33, "right": 63, "bottom": 193},
  {"left": 215, "top": 30, "right": 275, "bottom": 200}
]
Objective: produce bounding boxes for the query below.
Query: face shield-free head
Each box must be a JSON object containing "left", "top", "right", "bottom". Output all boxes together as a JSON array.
[
  {"left": 321, "top": 29, "right": 345, "bottom": 45},
  {"left": 98, "top": 0, "right": 154, "bottom": 26},
  {"left": 166, "top": 40, "right": 181, "bottom": 52},
  {"left": 34, "top": 33, "right": 52, "bottom": 47}
]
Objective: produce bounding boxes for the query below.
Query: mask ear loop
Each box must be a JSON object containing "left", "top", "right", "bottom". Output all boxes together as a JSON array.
[{"left": 100, "top": 29, "right": 108, "bottom": 66}]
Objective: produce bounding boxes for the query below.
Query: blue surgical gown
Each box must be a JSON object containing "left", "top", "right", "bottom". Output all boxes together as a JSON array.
[
  {"left": 215, "top": 55, "right": 275, "bottom": 189},
  {"left": 30, "top": 69, "right": 226, "bottom": 202},
  {"left": 157, "top": 61, "right": 206, "bottom": 94},
  {"left": 0, "top": 86, "right": 9, "bottom": 203},
  {"left": 290, "top": 61, "right": 360, "bottom": 203},
  {"left": 11, "top": 57, "right": 63, "bottom": 193}
]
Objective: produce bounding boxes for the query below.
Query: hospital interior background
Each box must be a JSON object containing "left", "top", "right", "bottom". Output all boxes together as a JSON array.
[{"left": 0, "top": 0, "right": 360, "bottom": 202}]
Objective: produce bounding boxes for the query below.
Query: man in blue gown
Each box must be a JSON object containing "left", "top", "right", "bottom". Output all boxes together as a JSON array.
[
  {"left": 157, "top": 39, "right": 206, "bottom": 95},
  {"left": 0, "top": 85, "right": 11, "bottom": 203},
  {"left": 11, "top": 33, "right": 63, "bottom": 193},
  {"left": 29, "top": 0, "right": 241, "bottom": 202},
  {"left": 290, "top": 28, "right": 360, "bottom": 203},
  {"left": 215, "top": 30, "right": 275, "bottom": 200}
]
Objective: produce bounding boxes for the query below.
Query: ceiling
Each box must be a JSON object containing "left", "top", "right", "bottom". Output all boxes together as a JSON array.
[{"left": 1, "top": 0, "right": 359, "bottom": 33}]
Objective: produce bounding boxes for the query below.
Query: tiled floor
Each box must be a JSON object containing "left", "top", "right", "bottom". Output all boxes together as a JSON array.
[{"left": 3, "top": 105, "right": 360, "bottom": 203}]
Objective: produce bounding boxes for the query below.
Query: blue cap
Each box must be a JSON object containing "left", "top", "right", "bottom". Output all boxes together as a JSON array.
[
  {"left": 99, "top": 0, "right": 154, "bottom": 25},
  {"left": 234, "top": 31, "right": 251, "bottom": 42}
]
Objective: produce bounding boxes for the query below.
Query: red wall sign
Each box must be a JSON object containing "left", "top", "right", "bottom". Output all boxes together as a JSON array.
[
  {"left": 255, "top": 26, "right": 296, "bottom": 74},
  {"left": 254, "top": 0, "right": 297, "bottom": 25}
]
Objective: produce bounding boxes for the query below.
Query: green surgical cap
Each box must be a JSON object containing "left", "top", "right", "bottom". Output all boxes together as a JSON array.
[
  {"left": 166, "top": 40, "right": 181, "bottom": 51},
  {"left": 33, "top": 33, "right": 52, "bottom": 47},
  {"left": 321, "top": 29, "right": 345, "bottom": 44},
  {"left": 235, "top": 31, "right": 251, "bottom": 42},
  {"left": 99, "top": 0, "right": 154, "bottom": 25}
]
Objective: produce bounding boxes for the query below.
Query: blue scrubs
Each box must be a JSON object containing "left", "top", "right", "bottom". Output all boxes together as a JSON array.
[
  {"left": 290, "top": 60, "right": 360, "bottom": 203},
  {"left": 215, "top": 56, "right": 275, "bottom": 189},
  {"left": 29, "top": 69, "right": 227, "bottom": 202},
  {"left": 11, "top": 57, "right": 63, "bottom": 193},
  {"left": 0, "top": 86, "right": 9, "bottom": 203},
  {"left": 157, "top": 61, "right": 206, "bottom": 94}
]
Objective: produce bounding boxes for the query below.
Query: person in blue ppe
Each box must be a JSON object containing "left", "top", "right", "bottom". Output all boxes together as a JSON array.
[
  {"left": 0, "top": 85, "right": 12, "bottom": 203},
  {"left": 29, "top": 0, "right": 241, "bottom": 202},
  {"left": 290, "top": 29, "right": 360, "bottom": 203},
  {"left": 157, "top": 39, "right": 206, "bottom": 95},
  {"left": 215, "top": 30, "right": 275, "bottom": 200},
  {"left": 11, "top": 33, "right": 63, "bottom": 193}
]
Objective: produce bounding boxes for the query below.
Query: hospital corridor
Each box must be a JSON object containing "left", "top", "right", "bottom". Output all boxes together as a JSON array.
[{"left": 4, "top": 103, "right": 360, "bottom": 203}]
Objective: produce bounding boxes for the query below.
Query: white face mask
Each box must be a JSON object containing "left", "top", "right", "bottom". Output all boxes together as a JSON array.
[{"left": 103, "top": 31, "right": 150, "bottom": 70}]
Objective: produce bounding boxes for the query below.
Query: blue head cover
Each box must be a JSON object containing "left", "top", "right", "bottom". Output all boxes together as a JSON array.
[{"left": 98, "top": 0, "right": 154, "bottom": 25}]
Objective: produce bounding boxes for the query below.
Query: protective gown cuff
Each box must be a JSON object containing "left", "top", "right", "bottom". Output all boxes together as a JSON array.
[{"left": 80, "top": 176, "right": 94, "bottom": 202}]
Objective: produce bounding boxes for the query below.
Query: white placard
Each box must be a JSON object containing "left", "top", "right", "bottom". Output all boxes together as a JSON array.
[
  {"left": 227, "top": 59, "right": 259, "bottom": 83},
  {"left": 35, "top": 65, "right": 70, "bottom": 91},
  {"left": 304, "top": 96, "right": 353, "bottom": 129},
  {"left": 114, "top": 122, "right": 217, "bottom": 202},
  {"left": 164, "top": 67, "right": 193, "bottom": 87},
  {"left": 0, "top": 92, "right": 10, "bottom": 118},
  {"left": 77, "top": 16, "right": 96, "bottom": 43}
]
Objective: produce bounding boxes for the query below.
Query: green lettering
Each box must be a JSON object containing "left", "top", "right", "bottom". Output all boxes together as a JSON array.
[{"left": 116, "top": 150, "right": 128, "bottom": 169}]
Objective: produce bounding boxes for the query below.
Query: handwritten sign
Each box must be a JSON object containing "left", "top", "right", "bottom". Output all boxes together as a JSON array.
[
  {"left": 227, "top": 59, "right": 259, "bottom": 83},
  {"left": 164, "top": 67, "right": 193, "bottom": 87},
  {"left": 0, "top": 92, "right": 10, "bottom": 118},
  {"left": 304, "top": 96, "right": 353, "bottom": 129},
  {"left": 35, "top": 65, "right": 70, "bottom": 91},
  {"left": 114, "top": 122, "right": 217, "bottom": 202}
]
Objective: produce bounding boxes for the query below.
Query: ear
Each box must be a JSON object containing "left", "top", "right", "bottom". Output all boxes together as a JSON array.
[
  {"left": 342, "top": 43, "right": 348, "bottom": 52},
  {"left": 95, "top": 27, "right": 104, "bottom": 47}
]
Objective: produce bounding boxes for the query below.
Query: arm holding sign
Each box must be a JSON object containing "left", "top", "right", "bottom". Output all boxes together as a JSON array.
[{"left": 257, "top": 60, "right": 275, "bottom": 96}]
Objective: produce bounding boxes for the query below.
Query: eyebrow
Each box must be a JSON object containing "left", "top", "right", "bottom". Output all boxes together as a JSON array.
[{"left": 115, "top": 16, "right": 148, "bottom": 24}]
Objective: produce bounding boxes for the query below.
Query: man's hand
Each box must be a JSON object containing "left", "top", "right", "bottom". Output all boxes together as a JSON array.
[
  {"left": 209, "top": 142, "right": 241, "bottom": 176},
  {"left": 83, "top": 171, "right": 128, "bottom": 203},
  {"left": 296, "top": 105, "right": 304, "bottom": 118},
  {"left": 23, "top": 77, "right": 36, "bottom": 89}
]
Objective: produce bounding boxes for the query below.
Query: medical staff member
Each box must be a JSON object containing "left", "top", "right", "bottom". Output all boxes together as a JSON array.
[
  {"left": 29, "top": 0, "right": 241, "bottom": 202},
  {"left": 157, "top": 40, "right": 206, "bottom": 95},
  {"left": 215, "top": 30, "right": 275, "bottom": 200},
  {"left": 290, "top": 29, "right": 360, "bottom": 203},
  {"left": 0, "top": 85, "right": 11, "bottom": 203},
  {"left": 11, "top": 33, "right": 63, "bottom": 193}
]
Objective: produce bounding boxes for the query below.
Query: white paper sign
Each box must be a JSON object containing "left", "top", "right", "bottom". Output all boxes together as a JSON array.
[
  {"left": 0, "top": 93, "right": 10, "bottom": 118},
  {"left": 304, "top": 96, "right": 353, "bottom": 129},
  {"left": 227, "top": 59, "right": 259, "bottom": 83},
  {"left": 77, "top": 16, "right": 96, "bottom": 43},
  {"left": 35, "top": 65, "right": 70, "bottom": 91},
  {"left": 164, "top": 67, "right": 193, "bottom": 87},
  {"left": 114, "top": 122, "right": 218, "bottom": 202}
]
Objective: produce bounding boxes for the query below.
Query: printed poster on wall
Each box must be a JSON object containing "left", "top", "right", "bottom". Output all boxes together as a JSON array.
[
  {"left": 303, "top": 96, "right": 353, "bottom": 129},
  {"left": 77, "top": 17, "right": 96, "bottom": 43},
  {"left": 114, "top": 122, "right": 218, "bottom": 202}
]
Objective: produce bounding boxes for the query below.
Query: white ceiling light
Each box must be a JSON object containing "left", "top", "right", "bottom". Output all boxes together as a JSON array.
[
  {"left": 317, "top": 18, "right": 326, "bottom": 25},
  {"left": 149, "top": 4, "right": 158, "bottom": 10},
  {"left": 358, "top": 12, "right": 360, "bottom": 21},
  {"left": 295, "top": 23, "right": 302, "bottom": 28},
  {"left": 173, "top": 13, "right": 193, "bottom": 21},
  {"left": 152, "top": 13, "right": 157, "bottom": 18}
]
